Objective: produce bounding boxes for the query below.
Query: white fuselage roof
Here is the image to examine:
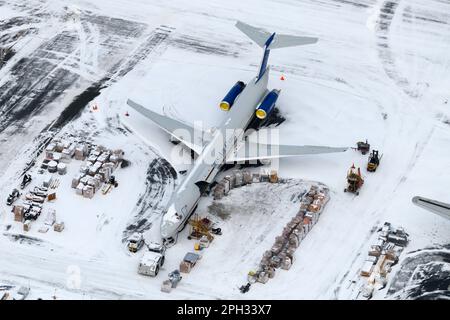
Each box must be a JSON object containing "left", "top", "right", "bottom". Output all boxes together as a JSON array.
[{"left": 160, "top": 68, "right": 270, "bottom": 240}]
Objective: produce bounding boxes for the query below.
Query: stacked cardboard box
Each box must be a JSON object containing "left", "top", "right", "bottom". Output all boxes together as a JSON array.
[
  {"left": 99, "top": 167, "right": 111, "bottom": 182},
  {"left": 213, "top": 184, "right": 225, "bottom": 200},
  {"left": 280, "top": 256, "right": 292, "bottom": 270},
  {"left": 97, "top": 152, "right": 110, "bottom": 163},
  {"left": 161, "top": 280, "right": 172, "bottom": 293},
  {"left": 225, "top": 175, "right": 235, "bottom": 188},
  {"left": 112, "top": 149, "right": 124, "bottom": 162},
  {"left": 45, "top": 143, "right": 56, "bottom": 159},
  {"left": 234, "top": 171, "right": 243, "bottom": 187},
  {"left": 62, "top": 145, "right": 75, "bottom": 161},
  {"left": 13, "top": 205, "right": 24, "bottom": 222},
  {"left": 179, "top": 261, "right": 192, "bottom": 273},
  {"left": 253, "top": 185, "right": 330, "bottom": 284},
  {"left": 23, "top": 220, "right": 31, "bottom": 231},
  {"left": 257, "top": 271, "right": 269, "bottom": 284},
  {"left": 243, "top": 170, "right": 252, "bottom": 184},
  {"left": 74, "top": 142, "right": 88, "bottom": 159},
  {"left": 222, "top": 179, "right": 230, "bottom": 194},
  {"left": 252, "top": 173, "right": 260, "bottom": 183},
  {"left": 83, "top": 185, "right": 94, "bottom": 198},
  {"left": 269, "top": 170, "right": 278, "bottom": 183},
  {"left": 71, "top": 173, "right": 83, "bottom": 188},
  {"left": 54, "top": 222, "right": 64, "bottom": 232},
  {"left": 76, "top": 183, "right": 84, "bottom": 195}
]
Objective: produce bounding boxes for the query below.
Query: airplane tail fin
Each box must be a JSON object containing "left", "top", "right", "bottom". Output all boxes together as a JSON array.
[{"left": 235, "top": 21, "right": 318, "bottom": 81}]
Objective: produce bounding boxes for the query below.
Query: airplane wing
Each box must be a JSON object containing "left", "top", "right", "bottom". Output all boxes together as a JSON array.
[
  {"left": 227, "top": 140, "right": 348, "bottom": 162},
  {"left": 412, "top": 196, "right": 450, "bottom": 220},
  {"left": 127, "top": 99, "right": 209, "bottom": 154}
]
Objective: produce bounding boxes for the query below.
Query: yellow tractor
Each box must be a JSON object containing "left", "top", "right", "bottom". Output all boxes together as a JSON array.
[{"left": 367, "top": 150, "right": 382, "bottom": 172}]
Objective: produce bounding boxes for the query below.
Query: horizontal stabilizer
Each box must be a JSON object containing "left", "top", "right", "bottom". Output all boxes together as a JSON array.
[
  {"left": 235, "top": 21, "right": 318, "bottom": 49},
  {"left": 271, "top": 33, "right": 318, "bottom": 49},
  {"left": 127, "top": 99, "right": 208, "bottom": 154},
  {"left": 412, "top": 196, "right": 450, "bottom": 220},
  {"left": 227, "top": 141, "right": 348, "bottom": 162},
  {"left": 235, "top": 21, "right": 270, "bottom": 48}
]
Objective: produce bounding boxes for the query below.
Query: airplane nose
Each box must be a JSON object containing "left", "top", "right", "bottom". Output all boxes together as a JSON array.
[
  {"left": 160, "top": 203, "right": 181, "bottom": 240},
  {"left": 160, "top": 217, "right": 178, "bottom": 240}
]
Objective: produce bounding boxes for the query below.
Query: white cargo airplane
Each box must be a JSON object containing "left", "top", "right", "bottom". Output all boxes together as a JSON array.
[
  {"left": 127, "top": 21, "right": 348, "bottom": 244},
  {"left": 412, "top": 196, "right": 450, "bottom": 221}
]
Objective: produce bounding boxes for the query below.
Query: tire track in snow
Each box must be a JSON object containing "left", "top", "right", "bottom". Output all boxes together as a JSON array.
[
  {"left": 374, "top": 0, "right": 450, "bottom": 99},
  {"left": 0, "top": 2, "right": 170, "bottom": 174},
  {"left": 393, "top": 125, "right": 435, "bottom": 190},
  {"left": 122, "top": 157, "right": 177, "bottom": 241},
  {"left": 106, "top": 26, "right": 173, "bottom": 85},
  {"left": 374, "top": 0, "right": 417, "bottom": 97},
  {"left": 388, "top": 246, "right": 450, "bottom": 299},
  {"left": 3, "top": 23, "right": 170, "bottom": 176},
  {"left": 0, "top": 31, "right": 80, "bottom": 132},
  {"left": 369, "top": 0, "right": 444, "bottom": 198}
]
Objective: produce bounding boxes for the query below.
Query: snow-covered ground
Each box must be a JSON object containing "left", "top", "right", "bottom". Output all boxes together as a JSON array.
[{"left": 0, "top": 0, "right": 449, "bottom": 299}]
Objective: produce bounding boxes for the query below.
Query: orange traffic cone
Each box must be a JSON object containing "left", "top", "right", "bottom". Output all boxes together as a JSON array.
[{"left": 280, "top": 75, "right": 285, "bottom": 81}]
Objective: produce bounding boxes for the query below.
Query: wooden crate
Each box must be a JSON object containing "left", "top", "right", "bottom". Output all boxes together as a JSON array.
[
  {"left": 54, "top": 222, "right": 65, "bottom": 232},
  {"left": 23, "top": 221, "right": 31, "bottom": 232},
  {"left": 179, "top": 261, "right": 192, "bottom": 273}
]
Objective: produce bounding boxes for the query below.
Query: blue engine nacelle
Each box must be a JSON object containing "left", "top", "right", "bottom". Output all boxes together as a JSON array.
[
  {"left": 220, "top": 81, "right": 246, "bottom": 111},
  {"left": 255, "top": 89, "right": 280, "bottom": 119}
]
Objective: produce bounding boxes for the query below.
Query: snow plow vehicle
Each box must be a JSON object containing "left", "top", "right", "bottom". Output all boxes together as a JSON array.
[{"left": 344, "top": 165, "right": 364, "bottom": 195}]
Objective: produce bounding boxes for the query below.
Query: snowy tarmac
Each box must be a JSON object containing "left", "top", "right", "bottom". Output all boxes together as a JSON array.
[{"left": 0, "top": 0, "right": 449, "bottom": 299}]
